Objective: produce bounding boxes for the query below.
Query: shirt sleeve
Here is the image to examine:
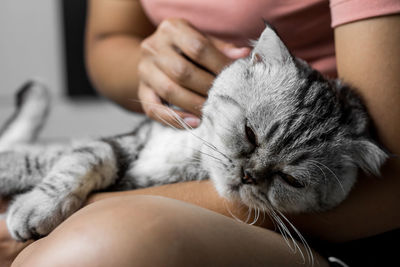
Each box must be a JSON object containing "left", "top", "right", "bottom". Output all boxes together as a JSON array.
[{"left": 330, "top": 0, "right": 400, "bottom": 28}]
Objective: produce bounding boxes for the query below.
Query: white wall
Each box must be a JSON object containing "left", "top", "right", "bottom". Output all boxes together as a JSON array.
[
  {"left": 0, "top": 0, "right": 64, "bottom": 104},
  {"left": 0, "top": 1, "right": 140, "bottom": 140}
]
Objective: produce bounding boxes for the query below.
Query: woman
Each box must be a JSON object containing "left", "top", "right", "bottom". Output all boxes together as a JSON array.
[{"left": 3, "top": 0, "right": 400, "bottom": 266}]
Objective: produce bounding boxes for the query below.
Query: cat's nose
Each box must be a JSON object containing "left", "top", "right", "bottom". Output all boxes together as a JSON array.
[
  {"left": 242, "top": 169, "right": 257, "bottom": 185},
  {"left": 242, "top": 167, "right": 276, "bottom": 185}
]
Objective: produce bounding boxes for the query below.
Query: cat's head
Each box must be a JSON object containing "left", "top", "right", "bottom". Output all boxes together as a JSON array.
[{"left": 201, "top": 25, "right": 387, "bottom": 212}]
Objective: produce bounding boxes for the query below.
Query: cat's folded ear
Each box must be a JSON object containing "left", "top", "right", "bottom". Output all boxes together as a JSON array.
[
  {"left": 351, "top": 139, "right": 388, "bottom": 176},
  {"left": 251, "top": 24, "right": 292, "bottom": 65},
  {"left": 333, "top": 80, "right": 389, "bottom": 175}
]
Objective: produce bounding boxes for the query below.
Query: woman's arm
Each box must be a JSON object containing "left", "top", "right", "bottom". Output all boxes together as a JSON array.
[
  {"left": 88, "top": 181, "right": 269, "bottom": 226},
  {"left": 292, "top": 14, "right": 400, "bottom": 242},
  {"left": 335, "top": 15, "right": 400, "bottom": 154},
  {"left": 86, "top": 0, "right": 155, "bottom": 112},
  {"left": 88, "top": 15, "right": 400, "bottom": 243}
]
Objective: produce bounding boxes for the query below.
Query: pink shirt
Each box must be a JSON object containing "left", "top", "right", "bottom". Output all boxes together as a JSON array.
[{"left": 140, "top": 0, "right": 400, "bottom": 78}]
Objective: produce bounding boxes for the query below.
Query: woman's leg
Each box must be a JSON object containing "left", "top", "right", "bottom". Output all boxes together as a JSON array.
[{"left": 12, "top": 195, "right": 328, "bottom": 267}]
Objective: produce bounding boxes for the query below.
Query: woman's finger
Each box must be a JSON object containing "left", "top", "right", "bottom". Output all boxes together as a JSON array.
[
  {"left": 140, "top": 60, "right": 205, "bottom": 116},
  {"left": 138, "top": 82, "right": 201, "bottom": 128},
  {"left": 155, "top": 47, "right": 214, "bottom": 96},
  {"left": 159, "top": 19, "right": 232, "bottom": 74}
]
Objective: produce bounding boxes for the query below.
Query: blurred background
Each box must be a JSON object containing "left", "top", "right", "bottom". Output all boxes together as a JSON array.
[{"left": 0, "top": 0, "right": 140, "bottom": 141}]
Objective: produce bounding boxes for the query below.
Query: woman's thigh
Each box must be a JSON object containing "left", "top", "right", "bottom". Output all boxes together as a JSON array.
[{"left": 12, "top": 195, "right": 328, "bottom": 267}]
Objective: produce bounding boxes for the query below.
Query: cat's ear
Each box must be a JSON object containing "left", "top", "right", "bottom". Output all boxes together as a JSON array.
[
  {"left": 251, "top": 24, "right": 292, "bottom": 64},
  {"left": 350, "top": 140, "right": 388, "bottom": 176}
]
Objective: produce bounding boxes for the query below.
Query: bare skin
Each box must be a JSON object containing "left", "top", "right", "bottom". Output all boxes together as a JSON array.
[
  {"left": 1, "top": 0, "right": 399, "bottom": 266},
  {"left": 0, "top": 200, "right": 33, "bottom": 267},
  {"left": 86, "top": 0, "right": 250, "bottom": 127},
  {"left": 11, "top": 195, "right": 329, "bottom": 267}
]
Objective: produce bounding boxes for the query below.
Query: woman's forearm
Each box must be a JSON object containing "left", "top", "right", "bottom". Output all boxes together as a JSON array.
[
  {"left": 85, "top": 0, "right": 155, "bottom": 112},
  {"left": 86, "top": 35, "right": 144, "bottom": 112},
  {"left": 86, "top": 180, "right": 272, "bottom": 228},
  {"left": 335, "top": 15, "right": 400, "bottom": 155}
]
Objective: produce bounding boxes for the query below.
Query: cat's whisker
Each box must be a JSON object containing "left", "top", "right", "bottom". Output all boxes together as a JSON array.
[
  {"left": 137, "top": 99, "right": 233, "bottom": 165},
  {"left": 155, "top": 109, "right": 234, "bottom": 170},
  {"left": 169, "top": 141, "right": 228, "bottom": 169},
  {"left": 265, "top": 209, "right": 279, "bottom": 232},
  {"left": 276, "top": 210, "right": 314, "bottom": 266},
  {"left": 253, "top": 195, "right": 296, "bottom": 249},
  {"left": 244, "top": 206, "right": 253, "bottom": 224},
  {"left": 192, "top": 149, "right": 223, "bottom": 162},
  {"left": 128, "top": 98, "right": 193, "bottom": 130},
  {"left": 203, "top": 143, "right": 231, "bottom": 162},
  {"left": 164, "top": 108, "right": 194, "bottom": 130},
  {"left": 189, "top": 147, "right": 223, "bottom": 162},
  {"left": 192, "top": 134, "right": 231, "bottom": 163},
  {"left": 256, "top": 208, "right": 261, "bottom": 224},
  {"left": 249, "top": 207, "right": 260, "bottom": 225},
  {"left": 271, "top": 211, "right": 309, "bottom": 266},
  {"left": 157, "top": 106, "right": 191, "bottom": 130},
  {"left": 269, "top": 210, "right": 295, "bottom": 252},
  {"left": 255, "top": 208, "right": 260, "bottom": 225},
  {"left": 191, "top": 149, "right": 227, "bottom": 167},
  {"left": 309, "top": 160, "right": 345, "bottom": 194},
  {"left": 157, "top": 108, "right": 233, "bottom": 164},
  {"left": 259, "top": 206, "right": 267, "bottom": 225},
  {"left": 154, "top": 112, "right": 181, "bottom": 131},
  {"left": 308, "top": 162, "right": 328, "bottom": 185},
  {"left": 270, "top": 210, "right": 298, "bottom": 251},
  {"left": 223, "top": 199, "right": 247, "bottom": 224}
]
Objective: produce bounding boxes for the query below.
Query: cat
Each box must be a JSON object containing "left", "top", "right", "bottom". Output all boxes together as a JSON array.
[{"left": 0, "top": 25, "right": 387, "bottom": 243}]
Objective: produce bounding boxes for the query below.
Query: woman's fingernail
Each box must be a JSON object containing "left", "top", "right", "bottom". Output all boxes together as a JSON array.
[
  {"left": 223, "top": 47, "right": 251, "bottom": 59},
  {"left": 183, "top": 117, "right": 201, "bottom": 128}
]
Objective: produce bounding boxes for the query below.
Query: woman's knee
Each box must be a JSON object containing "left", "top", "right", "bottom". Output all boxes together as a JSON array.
[
  {"left": 13, "top": 195, "right": 329, "bottom": 267},
  {"left": 13, "top": 195, "right": 189, "bottom": 267}
]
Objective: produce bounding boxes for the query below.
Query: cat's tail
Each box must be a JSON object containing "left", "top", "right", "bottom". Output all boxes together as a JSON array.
[{"left": 0, "top": 80, "right": 50, "bottom": 151}]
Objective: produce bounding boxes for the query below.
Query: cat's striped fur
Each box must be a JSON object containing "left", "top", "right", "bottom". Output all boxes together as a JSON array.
[
  {"left": 0, "top": 83, "right": 207, "bottom": 241},
  {"left": 0, "top": 26, "right": 387, "bottom": 245}
]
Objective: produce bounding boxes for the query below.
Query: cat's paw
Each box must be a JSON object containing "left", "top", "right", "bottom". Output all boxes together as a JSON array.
[{"left": 6, "top": 188, "right": 82, "bottom": 241}]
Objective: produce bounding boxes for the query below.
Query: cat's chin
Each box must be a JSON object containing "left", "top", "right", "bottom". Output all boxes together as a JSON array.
[
  {"left": 212, "top": 178, "right": 274, "bottom": 211},
  {"left": 215, "top": 184, "right": 270, "bottom": 212}
]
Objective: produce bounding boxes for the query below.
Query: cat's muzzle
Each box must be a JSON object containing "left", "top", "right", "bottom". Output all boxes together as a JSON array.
[{"left": 241, "top": 169, "right": 257, "bottom": 185}]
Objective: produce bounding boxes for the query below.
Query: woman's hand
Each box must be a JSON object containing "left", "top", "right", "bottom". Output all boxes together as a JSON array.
[{"left": 138, "top": 18, "right": 250, "bottom": 127}]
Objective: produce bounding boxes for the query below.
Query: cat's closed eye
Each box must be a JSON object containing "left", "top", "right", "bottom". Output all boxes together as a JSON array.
[
  {"left": 245, "top": 124, "right": 257, "bottom": 147},
  {"left": 276, "top": 172, "right": 305, "bottom": 188}
]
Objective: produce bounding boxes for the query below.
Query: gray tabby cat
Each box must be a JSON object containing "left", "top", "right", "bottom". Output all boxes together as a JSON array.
[{"left": 0, "top": 26, "right": 387, "bottom": 243}]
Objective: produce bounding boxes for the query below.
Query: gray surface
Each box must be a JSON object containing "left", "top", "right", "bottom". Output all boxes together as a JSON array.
[
  {"left": 0, "top": 96, "right": 145, "bottom": 142},
  {"left": 0, "top": 0, "right": 144, "bottom": 143},
  {"left": 0, "top": 0, "right": 64, "bottom": 99}
]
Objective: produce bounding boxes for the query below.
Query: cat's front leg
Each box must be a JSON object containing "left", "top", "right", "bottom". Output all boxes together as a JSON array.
[{"left": 6, "top": 141, "right": 118, "bottom": 241}]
